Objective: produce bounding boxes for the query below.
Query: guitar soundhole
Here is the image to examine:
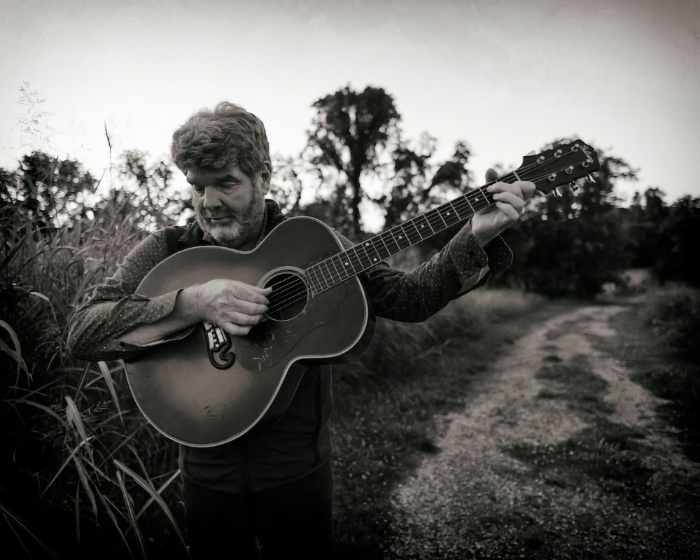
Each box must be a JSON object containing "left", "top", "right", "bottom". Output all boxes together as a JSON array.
[{"left": 263, "top": 272, "right": 308, "bottom": 321}]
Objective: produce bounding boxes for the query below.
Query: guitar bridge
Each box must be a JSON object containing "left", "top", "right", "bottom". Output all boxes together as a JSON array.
[{"left": 202, "top": 321, "right": 235, "bottom": 369}]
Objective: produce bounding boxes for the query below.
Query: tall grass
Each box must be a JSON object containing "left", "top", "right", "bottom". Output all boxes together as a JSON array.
[
  {"left": 634, "top": 283, "right": 700, "bottom": 461},
  {"left": 1, "top": 196, "right": 187, "bottom": 558}
]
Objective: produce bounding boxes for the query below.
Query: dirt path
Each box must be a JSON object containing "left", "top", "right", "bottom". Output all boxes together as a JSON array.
[{"left": 387, "top": 305, "right": 700, "bottom": 559}]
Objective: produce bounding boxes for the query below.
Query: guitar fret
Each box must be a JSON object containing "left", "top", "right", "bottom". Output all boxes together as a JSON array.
[
  {"left": 402, "top": 221, "right": 423, "bottom": 244},
  {"left": 407, "top": 218, "right": 427, "bottom": 240},
  {"left": 348, "top": 248, "right": 364, "bottom": 272},
  {"left": 338, "top": 251, "right": 359, "bottom": 275},
  {"left": 322, "top": 260, "right": 337, "bottom": 285},
  {"left": 362, "top": 239, "right": 383, "bottom": 267},
  {"left": 463, "top": 193, "right": 477, "bottom": 214},
  {"left": 451, "top": 199, "right": 469, "bottom": 221},
  {"left": 317, "top": 264, "right": 332, "bottom": 290},
  {"left": 373, "top": 235, "right": 392, "bottom": 260},
  {"left": 438, "top": 203, "right": 461, "bottom": 227},
  {"left": 391, "top": 227, "right": 412, "bottom": 250},
  {"left": 428, "top": 208, "right": 448, "bottom": 230},
  {"left": 355, "top": 244, "right": 374, "bottom": 269},
  {"left": 309, "top": 265, "right": 327, "bottom": 292},
  {"left": 470, "top": 188, "right": 490, "bottom": 211},
  {"left": 383, "top": 229, "right": 402, "bottom": 253},
  {"left": 330, "top": 255, "right": 348, "bottom": 281}
]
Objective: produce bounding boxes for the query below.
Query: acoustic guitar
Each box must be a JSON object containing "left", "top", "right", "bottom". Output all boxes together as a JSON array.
[{"left": 125, "top": 140, "right": 599, "bottom": 447}]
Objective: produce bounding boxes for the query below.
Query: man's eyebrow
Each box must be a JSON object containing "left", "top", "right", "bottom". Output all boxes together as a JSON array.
[{"left": 187, "top": 173, "right": 239, "bottom": 186}]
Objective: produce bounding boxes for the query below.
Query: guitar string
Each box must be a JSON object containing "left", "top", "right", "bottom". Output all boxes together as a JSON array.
[
  {"left": 264, "top": 156, "right": 590, "bottom": 315},
  {"left": 266, "top": 164, "right": 533, "bottom": 304},
  {"left": 264, "top": 185, "right": 499, "bottom": 311},
  {"left": 264, "top": 152, "right": 590, "bottom": 314},
  {"left": 266, "top": 145, "right": 582, "bottom": 305}
]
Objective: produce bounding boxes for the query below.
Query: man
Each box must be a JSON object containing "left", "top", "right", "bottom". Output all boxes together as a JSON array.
[{"left": 67, "top": 102, "right": 534, "bottom": 559}]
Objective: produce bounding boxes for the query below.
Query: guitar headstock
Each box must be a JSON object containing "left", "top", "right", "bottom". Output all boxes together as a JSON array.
[{"left": 514, "top": 140, "right": 600, "bottom": 195}]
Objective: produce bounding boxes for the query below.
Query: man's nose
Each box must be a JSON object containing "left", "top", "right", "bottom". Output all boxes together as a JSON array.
[{"left": 202, "top": 186, "right": 223, "bottom": 209}]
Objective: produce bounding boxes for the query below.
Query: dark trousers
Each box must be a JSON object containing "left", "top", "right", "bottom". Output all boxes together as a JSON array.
[{"left": 183, "top": 463, "right": 334, "bottom": 559}]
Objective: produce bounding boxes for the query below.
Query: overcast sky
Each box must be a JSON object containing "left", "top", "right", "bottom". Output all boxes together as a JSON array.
[{"left": 1, "top": 0, "right": 699, "bottom": 208}]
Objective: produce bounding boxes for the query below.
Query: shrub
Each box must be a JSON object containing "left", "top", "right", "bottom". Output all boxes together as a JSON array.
[{"left": 640, "top": 284, "right": 700, "bottom": 359}]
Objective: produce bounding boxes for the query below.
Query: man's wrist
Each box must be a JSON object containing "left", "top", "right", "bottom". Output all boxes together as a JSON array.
[
  {"left": 176, "top": 286, "right": 204, "bottom": 323},
  {"left": 471, "top": 223, "right": 497, "bottom": 247}
]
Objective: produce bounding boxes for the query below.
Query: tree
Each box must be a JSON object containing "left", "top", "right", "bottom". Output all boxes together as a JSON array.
[
  {"left": 304, "top": 86, "right": 401, "bottom": 237},
  {"left": 624, "top": 187, "right": 669, "bottom": 268},
  {"left": 495, "top": 143, "right": 638, "bottom": 298},
  {"left": 653, "top": 196, "right": 700, "bottom": 287},
  {"left": 296, "top": 85, "right": 476, "bottom": 242}
]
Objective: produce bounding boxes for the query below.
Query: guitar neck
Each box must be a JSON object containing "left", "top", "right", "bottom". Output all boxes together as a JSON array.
[
  {"left": 303, "top": 139, "right": 600, "bottom": 294},
  {"left": 304, "top": 184, "right": 498, "bottom": 294}
]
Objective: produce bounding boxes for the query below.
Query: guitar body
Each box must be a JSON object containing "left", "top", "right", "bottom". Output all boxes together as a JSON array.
[{"left": 124, "top": 217, "right": 375, "bottom": 447}]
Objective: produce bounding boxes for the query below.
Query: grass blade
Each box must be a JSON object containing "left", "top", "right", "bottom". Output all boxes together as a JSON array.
[
  {"left": 10, "top": 398, "right": 67, "bottom": 426},
  {"left": 98, "top": 361, "right": 124, "bottom": 425},
  {"left": 0, "top": 502, "right": 59, "bottom": 560},
  {"left": 65, "top": 395, "right": 93, "bottom": 462},
  {"left": 96, "top": 491, "right": 133, "bottom": 556},
  {"left": 73, "top": 454, "right": 98, "bottom": 517},
  {"left": 135, "top": 469, "right": 182, "bottom": 521},
  {"left": 41, "top": 437, "right": 93, "bottom": 497},
  {"left": 114, "top": 460, "right": 186, "bottom": 545},
  {"left": 0, "top": 320, "right": 29, "bottom": 380},
  {"left": 116, "top": 469, "right": 147, "bottom": 560}
]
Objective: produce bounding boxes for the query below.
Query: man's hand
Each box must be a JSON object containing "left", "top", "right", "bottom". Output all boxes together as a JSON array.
[
  {"left": 181, "top": 280, "right": 272, "bottom": 336},
  {"left": 471, "top": 168, "right": 536, "bottom": 246}
]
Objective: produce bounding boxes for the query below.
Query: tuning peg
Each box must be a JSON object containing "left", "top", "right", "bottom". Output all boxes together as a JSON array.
[
  {"left": 559, "top": 139, "right": 572, "bottom": 145},
  {"left": 586, "top": 174, "right": 596, "bottom": 184},
  {"left": 569, "top": 182, "right": 579, "bottom": 191},
  {"left": 552, "top": 188, "right": 561, "bottom": 197}
]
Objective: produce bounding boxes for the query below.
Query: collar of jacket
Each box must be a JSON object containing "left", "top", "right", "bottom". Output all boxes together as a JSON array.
[{"left": 175, "top": 199, "right": 286, "bottom": 249}]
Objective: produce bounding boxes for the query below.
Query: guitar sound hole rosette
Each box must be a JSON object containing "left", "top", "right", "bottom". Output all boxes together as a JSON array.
[{"left": 260, "top": 268, "right": 309, "bottom": 322}]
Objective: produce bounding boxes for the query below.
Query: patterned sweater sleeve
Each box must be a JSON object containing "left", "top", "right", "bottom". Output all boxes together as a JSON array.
[
  {"left": 66, "top": 232, "right": 184, "bottom": 362},
  {"left": 334, "top": 221, "right": 512, "bottom": 322}
]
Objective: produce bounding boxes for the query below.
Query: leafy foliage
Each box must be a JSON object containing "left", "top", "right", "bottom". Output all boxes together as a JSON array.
[
  {"left": 641, "top": 284, "right": 700, "bottom": 359},
  {"left": 495, "top": 146, "right": 638, "bottom": 298},
  {"left": 653, "top": 196, "right": 700, "bottom": 288}
]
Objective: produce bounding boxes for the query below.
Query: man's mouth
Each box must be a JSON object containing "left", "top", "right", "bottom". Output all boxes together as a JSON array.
[{"left": 208, "top": 215, "right": 235, "bottom": 223}]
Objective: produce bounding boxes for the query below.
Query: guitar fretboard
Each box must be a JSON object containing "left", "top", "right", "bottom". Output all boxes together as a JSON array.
[{"left": 304, "top": 186, "right": 496, "bottom": 294}]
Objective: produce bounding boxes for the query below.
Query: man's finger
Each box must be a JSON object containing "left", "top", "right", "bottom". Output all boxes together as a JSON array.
[
  {"left": 495, "top": 201, "right": 520, "bottom": 221},
  {"left": 223, "top": 299, "right": 268, "bottom": 316},
  {"left": 493, "top": 191, "right": 526, "bottom": 212},
  {"left": 221, "top": 311, "right": 264, "bottom": 327},
  {"left": 516, "top": 180, "right": 537, "bottom": 200},
  {"left": 485, "top": 168, "right": 499, "bottom": 182},
  {"left": 234, "top": 285, "right": 271, "bottom": 305}
]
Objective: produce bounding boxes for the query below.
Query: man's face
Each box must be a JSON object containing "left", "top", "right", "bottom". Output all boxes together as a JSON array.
[{"left": 187, "top": 163, "right": 271, "bottom": 249}]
